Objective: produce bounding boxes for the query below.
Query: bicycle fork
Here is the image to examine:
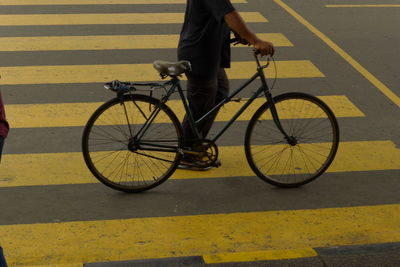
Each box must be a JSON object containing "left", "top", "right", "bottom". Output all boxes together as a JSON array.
[
  {"left": 255, "top": 56, "right": 297, "bottom": 146},
  {"left": 265, "top": 92, "right": 297, "bottom": 146}
]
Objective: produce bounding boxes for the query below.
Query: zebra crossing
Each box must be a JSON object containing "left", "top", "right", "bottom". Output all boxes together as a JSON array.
[
  {"left": 0, "top": 60, "right": 323, "bottom": 84},
  {"left": 2, "top": 140, "right": 400, "bottom": 188},
  {"left": 1, "top": 204, "right": 400, "bottom": 265},
  {"left": 0, "top": 12, "right": 267, "bottom": 26},
  {"left": 0, "top": 33, "right": 292, "bottom": 51},
  {"left": 6, "top": 95, "right": 363, "bottom": 128},
  {"left": 0, "top": 0, "right": 399, "bottom": 265}
]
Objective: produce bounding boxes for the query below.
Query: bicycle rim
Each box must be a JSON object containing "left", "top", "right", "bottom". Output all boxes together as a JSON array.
[
  {"left": 82, "top": 94, "right": 182, "bottom": 192},
  {"left": 245, "top": 92, "right": 340, "bottom": 187}
]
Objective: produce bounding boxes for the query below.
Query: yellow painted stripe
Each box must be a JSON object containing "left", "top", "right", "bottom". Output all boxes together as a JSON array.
[
  {"left": 0, "top": 141, "right": 399, "bottom": 187},
  {"left": 23, "top": 265, "right": 83, "bottom": 267},
  {"left": 326, "top": 4, "right": 400, "bottom": 8},
  {"left": 1, "top": 204, "right": 400, "bottom": 265},
  {"left": 0, "top": 33, "right": 292, "bottom": 52},
  {"left": 0, "top": 60, "right": 323, "bottom": 85},
  {"left": 0, "top": 0, "right": 246, "bottom": 5},
  {"left": 7, "top": 95, "right": 363, "bottom": 128},
  {"left": 0, "top": 12, "right": 266, "bottom": 26},
  {"left": 204, "top": 248, "right": 317, "bottom": 263},
  {"left": 274, "top": 0, "right": 400, "bottom": 108}
]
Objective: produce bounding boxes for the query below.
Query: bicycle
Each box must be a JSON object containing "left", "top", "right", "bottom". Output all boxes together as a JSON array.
[{"left": 82, "top": 49, "right": 340, "bottom": 193}]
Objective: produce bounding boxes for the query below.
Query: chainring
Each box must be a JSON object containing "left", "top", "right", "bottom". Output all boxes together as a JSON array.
[{"left": 191, "top": 139, "right": 219, "bottom": 168}]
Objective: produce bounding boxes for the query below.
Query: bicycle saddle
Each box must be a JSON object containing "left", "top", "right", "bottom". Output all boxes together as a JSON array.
[{"left": 153, "top": 60, "right": 191, "bottom": 77}]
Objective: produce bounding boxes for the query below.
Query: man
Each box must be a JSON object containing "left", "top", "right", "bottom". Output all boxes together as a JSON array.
[
  {"left": 177, "top": 0, "right": 274, "bottom": 169},
  {"left": 0, "top": 90, "right": 9, "bottom": 162}
]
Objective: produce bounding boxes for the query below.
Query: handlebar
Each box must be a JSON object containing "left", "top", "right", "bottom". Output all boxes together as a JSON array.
[
  {"left": 230, "top": 37, "right": 262, "bottom": 57},
  {"left": 230, "top": 37, "right": 242, "bottom": 44}
]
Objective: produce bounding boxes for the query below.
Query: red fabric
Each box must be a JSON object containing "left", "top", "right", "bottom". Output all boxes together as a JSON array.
[{"left": 0, "top": 92, "right": 9, "bottom": 138}]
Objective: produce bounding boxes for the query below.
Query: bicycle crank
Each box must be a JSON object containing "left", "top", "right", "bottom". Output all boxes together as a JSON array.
[{"left": 191, "top": 139, "right": 219, "bottom": 168}]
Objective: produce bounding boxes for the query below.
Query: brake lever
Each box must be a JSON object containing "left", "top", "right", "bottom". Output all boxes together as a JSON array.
[{"left": 230, "top": 37, "right": 250, "bottom": 46}]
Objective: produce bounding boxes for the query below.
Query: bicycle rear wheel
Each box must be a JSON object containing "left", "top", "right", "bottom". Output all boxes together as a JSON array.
[
  {"left": 82, "top": 94, "right": 182, "bottom": 192},
  {"left": 245, "top": 92, "right": 339, "bottom": 187}
]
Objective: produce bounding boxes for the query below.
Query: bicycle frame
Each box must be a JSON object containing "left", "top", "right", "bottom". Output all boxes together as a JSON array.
[
  {"left": 128, "top": 54, "right": 294, "bottom": 153},
  {"left": 177, "top": 70, "right": 264, "bottom": 142},
  {"left": 171, "top": 54, "right": 293, "bottom": 144}
]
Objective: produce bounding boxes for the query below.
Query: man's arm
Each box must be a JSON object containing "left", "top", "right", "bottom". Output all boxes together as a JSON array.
[{"left": 224, "top": 11, "right": 274, "bottom": 56}]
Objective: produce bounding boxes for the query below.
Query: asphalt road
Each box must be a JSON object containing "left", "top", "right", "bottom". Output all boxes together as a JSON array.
[{"left": 0, "top": 0, "right": 399, "bottom": 266}]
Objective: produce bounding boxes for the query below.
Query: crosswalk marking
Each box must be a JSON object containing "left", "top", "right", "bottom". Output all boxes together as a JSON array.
[
  {"left": 0, "top": 12, "right": 267, "bottom": 26},
  {"left": 0, "top": 60, "right": 324, "bottom": 85},
  {"left": 7, "top": 95, "right": 364, "bottom": 128},
  {"left": 1, "top": 141, "right": 399, "bottom": 188},
  {"left": 1, "top": 204, "right": 400, "bottom": 265},
  {"left": 2, "top": 1, "right": 398, "bottom": 266},
  {"left": 275, "top": 0, "right": 400, "bottom": 108},
  {"left": 0, "top": 33, "right": 292, "bottom": 51},
  {"left": 0, "top": 0, "right": 247, "bottom": 5}
]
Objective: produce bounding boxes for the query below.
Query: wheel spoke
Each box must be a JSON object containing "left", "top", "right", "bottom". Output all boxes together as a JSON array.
[
  {"left": 245, "top": 93, "right": 339, "bottom": 187},
  {"left": 82, "top": 96, "right": 182, "bottom": 192}
]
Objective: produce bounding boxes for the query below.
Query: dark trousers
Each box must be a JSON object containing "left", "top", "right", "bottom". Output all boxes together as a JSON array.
[
  {"left": 0, "top": 247, "right": 7, "bottom": 267},
  {"left": 182, "top": 68, "right": 229, "bottom": 147}
]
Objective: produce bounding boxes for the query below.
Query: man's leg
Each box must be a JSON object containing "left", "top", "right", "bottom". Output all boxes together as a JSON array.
[
  {"left": 199, "top": 69, "right": 230, "bottom": 139},
  {"left": 179, "top": 70, "right": 229, "bottom": 169},
  {"left": 181, "top": 73, "right": 218, "bottom": 147}
]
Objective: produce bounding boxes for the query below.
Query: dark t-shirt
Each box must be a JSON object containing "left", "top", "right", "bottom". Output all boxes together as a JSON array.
[{"left": 177, "top": 0, "right": 235, "bottom": 77}]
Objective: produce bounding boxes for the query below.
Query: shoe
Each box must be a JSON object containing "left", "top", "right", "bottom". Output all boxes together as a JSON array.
[
  {"left": 177, "top": 158, "right": 221, "bottom": 171},
  {"left": 213, "top": 159, "right": 221, "bottom": 167},
  {"left": 177, "top": 162, "right": 212, "bottom": 171}
]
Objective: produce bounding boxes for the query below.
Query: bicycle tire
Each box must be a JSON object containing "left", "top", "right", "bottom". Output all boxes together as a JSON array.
[
  {"left": 245, "top": 92, "right": 340, "bottom": 187},
  {"left": 82, "top": 94, "right": 183, "bottom": 193}
]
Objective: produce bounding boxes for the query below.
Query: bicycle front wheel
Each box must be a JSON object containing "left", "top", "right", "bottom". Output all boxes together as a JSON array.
[
  {"left": 82, "top": 94, "right": 183, "bottom": 193},
  {"left": 245, "top": 92, "right": 339, "bottom": 187}
]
